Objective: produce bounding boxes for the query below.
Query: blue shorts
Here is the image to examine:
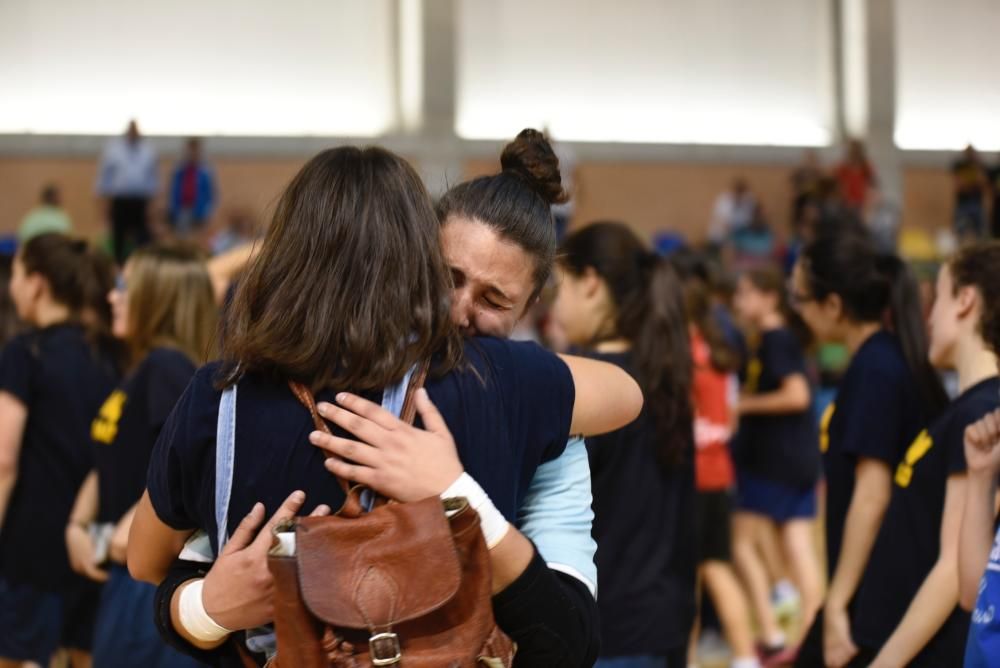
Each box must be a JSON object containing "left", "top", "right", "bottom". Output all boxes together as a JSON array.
[
  {"left": 0, "top": 576, "right": 63, "bottom": 664},
  {"left": 735, "top": 472, "right": 817, "bottom": 522},
  {"left": 93, "top": 565, "right": 205, "bottom": 668}
]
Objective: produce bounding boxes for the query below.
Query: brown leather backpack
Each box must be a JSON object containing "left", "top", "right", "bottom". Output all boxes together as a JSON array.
[{"left": 266, "top": 370, "right": 515, "bottom": 667}]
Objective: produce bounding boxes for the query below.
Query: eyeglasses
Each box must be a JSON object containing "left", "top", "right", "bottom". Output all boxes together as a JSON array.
[
  {"left": 114, "top": 274, "right": 127, "bottom": 293},
  {"left": 786, "top": 279, "right": 814, "bottom": 306}
]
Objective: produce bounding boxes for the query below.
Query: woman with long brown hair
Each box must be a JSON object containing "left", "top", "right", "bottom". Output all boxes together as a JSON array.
[{"left": 66, "top": 243, "right": 218, "bottom": 668}]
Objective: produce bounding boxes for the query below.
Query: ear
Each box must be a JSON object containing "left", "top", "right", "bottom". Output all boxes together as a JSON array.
[
  {"left": 955, "top": 285, "right": 979, "bottom": 321},
  {"left": 823, "top": 292, "right": 844, "bottom": 321},
  {"left": 581, "top": 267, "right": 603, "bottom": 298}
]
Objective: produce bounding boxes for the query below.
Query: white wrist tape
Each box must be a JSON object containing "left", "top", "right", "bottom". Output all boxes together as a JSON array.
[
  {"left": 178, "top": 579, "right": 232, "bottom": 642},
  {"left": 442, "top": 472, "right": 510, "bottom": 549}
]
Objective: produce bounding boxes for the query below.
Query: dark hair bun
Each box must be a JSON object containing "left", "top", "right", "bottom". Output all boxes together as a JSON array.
[{"left": 500, "top": 128, "right": 568, "bottom": 205}]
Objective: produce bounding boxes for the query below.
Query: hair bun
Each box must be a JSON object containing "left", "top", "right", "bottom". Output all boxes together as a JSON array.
[{"left": 500, "top": 128, "right": 568, "bottom": 206}]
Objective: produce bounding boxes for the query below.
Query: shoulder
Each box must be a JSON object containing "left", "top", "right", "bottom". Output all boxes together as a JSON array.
[
  {"left": 946, "top": 378, "right": 1000, "bottom": 434},
  {"left": 460, "top": 337, "right": 568, "bottom": 381},
  {"left": 141, "top": 347, "right": 197, "bottom": 376}
]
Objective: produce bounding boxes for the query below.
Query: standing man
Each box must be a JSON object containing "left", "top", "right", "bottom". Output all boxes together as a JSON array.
[
  {"left": 168, "top": 138, "right": 216, "bottom": 240},
  {"left": 96, "top": 120, "right": 159, "bottom": 263}
]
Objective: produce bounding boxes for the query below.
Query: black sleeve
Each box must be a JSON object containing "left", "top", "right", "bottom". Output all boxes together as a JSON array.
[
  {"left": 146, "top": 351, "right": 197, "bottom": 431},
  {"left": 153, "top": 560, "right": 261, "bottom": 668},
  {"left": 765, "top": 330, "right": 806, "bottom": 382},
  {"left": 491, "top": 549, "right": 600, "bottom": 668},
  {"left": 0, "top": 335, "right": 33, "bottom": 405}
]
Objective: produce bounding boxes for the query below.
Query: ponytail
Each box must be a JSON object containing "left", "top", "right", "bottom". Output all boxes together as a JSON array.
[
  {"left": 561, "top": 222, "right": 694, "bottom": 470},
  {"left": 876, "top": 254, "right": 947, "bottom": 414},
  {"left": 19, "top": 234, "right": 121, "bottom": 362}
]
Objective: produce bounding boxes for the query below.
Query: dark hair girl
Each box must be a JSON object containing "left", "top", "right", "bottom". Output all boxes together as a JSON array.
[{"left": 552, "top": 221, "right": 696, "bottom": 666}]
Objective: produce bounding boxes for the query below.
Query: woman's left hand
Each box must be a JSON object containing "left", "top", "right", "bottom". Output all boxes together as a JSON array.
[
  {"left": 310, "top": 388, "right": 464, "bottom": 502},
  {"left": 824, "top": 603, "right": 859, "bottom": 668}
]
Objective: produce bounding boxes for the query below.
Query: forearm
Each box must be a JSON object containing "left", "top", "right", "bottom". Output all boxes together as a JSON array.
[
  {"left": 960, "top": 471, "right": 998, "bottom": 609},
  {"left": 739, "top": 376, "right": 810, "bottom": 415},
  {"left": 827, "top": 481, "right": 889, "bottom": 609},
  {"left": 492, "top": 550, "right": 599, "bottom": 668},
  {"left": 489, "top": 526, "right": 535, "bottom": 594},
  {"left": 740, "top": 391, "right": 803, "bottom": 415},
  {"left": 154, "top": 560, "right": 230, "bottom": 666},
  {"left": 171, "top": 580, "right": 231, "bottom": 651},
  {"left": 69, "top": 471, "right": 99, "bottom": 525},
  {"left": 874, "top": 560, "right": 959, "bottom": 666}
]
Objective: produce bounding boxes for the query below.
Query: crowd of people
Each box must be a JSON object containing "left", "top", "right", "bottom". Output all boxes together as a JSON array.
[{"left": 0, "top": 127, "right": 998, "bottom": 668}]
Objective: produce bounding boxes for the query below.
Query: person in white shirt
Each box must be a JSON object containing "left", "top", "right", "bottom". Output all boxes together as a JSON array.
[
  {"left": 709, "top": 178, "right": 756, "bottom": 246},
  {"left": 96, "top": 120, "right": 159, "bottom": 263}
]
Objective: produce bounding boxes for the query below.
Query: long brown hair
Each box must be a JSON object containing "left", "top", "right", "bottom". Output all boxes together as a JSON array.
[
  {"left": 560, "top": 222, "right": 693, "bottom": 470},
  {"left": 221, "top": 146, "right": 463, "bottom": 391},
  {"left": 124, "top": 243, "right": 218, "bottom": 367}
]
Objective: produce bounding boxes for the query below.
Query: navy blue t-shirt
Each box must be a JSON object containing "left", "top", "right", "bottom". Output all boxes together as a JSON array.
[
  {"left": 92, "top": 347, "right": 196, "bottom": 523},
  {"left": 852, "top": 376, "right": 999, "bottom": 665},
  {"left": 736, "top": 328, "right": 820, "bottom": 490},
  {"left": 0, "top": 324, "right": 120, "bottom": 590},
  {"left": 146, "top": 337, "right": 574, "bottom": 550},
  {"left": 821, "top": 330, "right": 929, "bottom": 578},
  {"left": 585, "top": 351, "right": 697, "bottom": 656}
]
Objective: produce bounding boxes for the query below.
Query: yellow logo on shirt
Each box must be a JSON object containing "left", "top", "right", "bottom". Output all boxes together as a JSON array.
[
  {"left": 894, "top": 429, "right": 933, "bottom": 488},
  {"left": 819, "top": 402, "right": 835, "bottom": 453},
  {"left": 744, "top": 357, "right": 762, "bottom": 395},
  {"left": 91, "top": 390, "right": 127, "bottom": 444}
]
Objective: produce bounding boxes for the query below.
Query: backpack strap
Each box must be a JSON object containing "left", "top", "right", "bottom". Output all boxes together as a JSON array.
[
  {"left": 288, "top": 361, "right": 429, "bottom": 514},
  {"left": 214, "top": 385, "right": 238, "bottom": 554}
]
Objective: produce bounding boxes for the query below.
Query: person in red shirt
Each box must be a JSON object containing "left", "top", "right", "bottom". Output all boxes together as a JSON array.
[
  {"left": 834, "top": 140, "right": 877, "bottom": 214},
  {"left": 677, "top": 260, "right": 762, "bottom": 668}
]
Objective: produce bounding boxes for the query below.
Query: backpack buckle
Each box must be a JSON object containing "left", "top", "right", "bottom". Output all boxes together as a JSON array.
[{"left": 370, "top": 632, "right": 402, "bottom": 665}]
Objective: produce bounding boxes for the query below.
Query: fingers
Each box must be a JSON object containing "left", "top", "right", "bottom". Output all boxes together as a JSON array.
[
  {"left": 252, "top": 491, "right": 306, "bottom": 551},
  {"left": 221, "top": 502, "right": 265, "bottom": 555},
  {"left": 316, "top": 399, "right": 389, "bottom": 444},
  {"left": 333, "top": 392, "right": 404, "bottom": 431},
  {"left": 82, "top": 562, "right": 110, "bottom": 583},
  {"left": 414, "top": 388, "right": 449, "bottom": 436},
  {"left": 324, "top": 457, "right": 376, "bottom": 488},
  {"left": 309, "top": 504, "right": 332, "bottom": 517},
  {"left": 308, "top": 431, "right": 380, "bottom": 467}
]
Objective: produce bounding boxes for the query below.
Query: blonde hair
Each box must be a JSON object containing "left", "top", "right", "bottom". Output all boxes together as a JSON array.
[{"left": 125, "top": 243, "right": 218, "bottom": 366}]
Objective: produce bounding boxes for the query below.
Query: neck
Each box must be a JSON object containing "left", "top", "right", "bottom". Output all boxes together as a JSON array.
[
  {"left": 953, "top": 337, "right": 999, "bottom": 394},
  {"left": 759, "top": 311, "right": 784, "bottom": 331},
  {"left": 843, "top": 321, "right": 882, "bottom": 356},
  {"left": 594, "top": 338, "right": 630, "bottom": 353},
  {"left": 34, "top": 301, "right": 71, "bottom": 329}
]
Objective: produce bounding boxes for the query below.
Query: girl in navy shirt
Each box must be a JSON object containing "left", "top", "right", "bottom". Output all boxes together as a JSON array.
[
  {"left": 731, "top": 265, "right": 823, "bottom": 654},
  {"left": 552, "top": 222, "right": 697, "bottom": 668},
  {"left": 951, "top": 242, "right": 1000, "bottom": 668},
  {"left": 0, "top": 234, "right": 122, "bottom": 668},
  {"left": 126, "top": 146, "right": 642, "bottom": 665},
  {"left": 791, "top": 222, "right": 947, "bottom": 667},
  {"left": 66, "top": 244, "right": 219, "bottom": 668},
  {"left": 852, "top": 239, "right": 1000, "bottom": 666}
]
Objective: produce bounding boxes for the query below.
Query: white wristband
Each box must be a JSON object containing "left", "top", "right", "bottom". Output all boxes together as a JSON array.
[
  {"left": 441, "top": 472, "right": 510, "bottom": 549},
  {"left": 178, "top": 579, "right": 232, "bottom": 643}
]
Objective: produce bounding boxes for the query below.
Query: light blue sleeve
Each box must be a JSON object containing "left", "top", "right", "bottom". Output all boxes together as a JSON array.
[{"left": 516, "top": 437, "right": 597, "bottom": 597}]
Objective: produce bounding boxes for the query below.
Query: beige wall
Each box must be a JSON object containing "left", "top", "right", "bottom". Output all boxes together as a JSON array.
[
  {"left": 0, "top": 155, "right": 954, "bottom": 245},
  {"left": 0, "top": 156, "right": 306, "bottom": 240}
]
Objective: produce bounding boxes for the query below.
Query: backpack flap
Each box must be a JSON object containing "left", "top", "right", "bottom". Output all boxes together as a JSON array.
[{"left": 294, "top": 495, "right": 462, "bottom": 631}]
